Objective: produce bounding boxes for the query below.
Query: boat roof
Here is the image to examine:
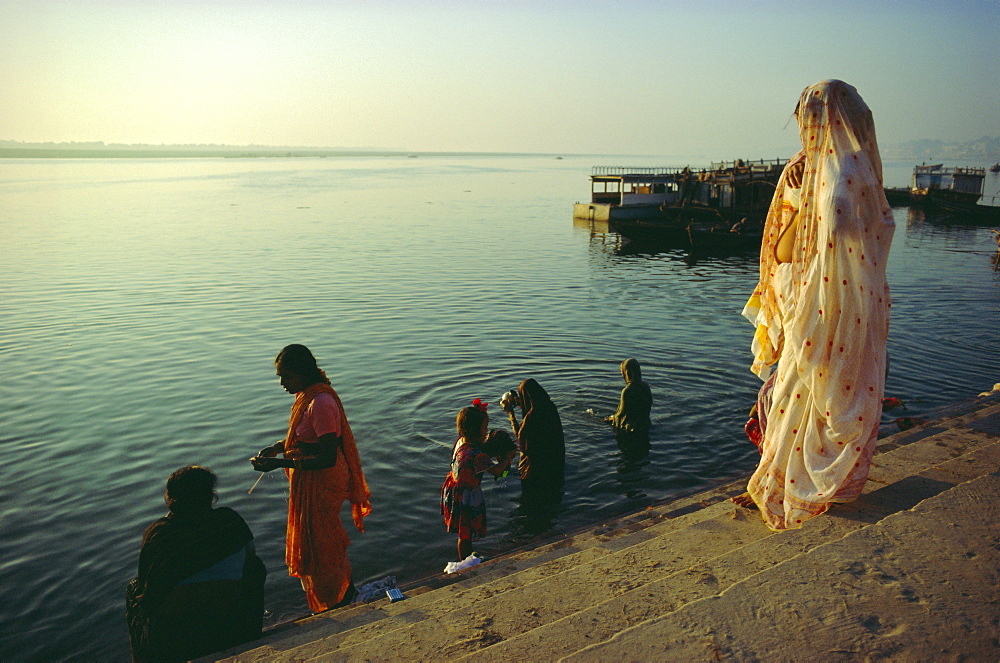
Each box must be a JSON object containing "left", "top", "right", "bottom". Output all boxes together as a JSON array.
[{"left": 590, "top": 159, "right": 786, "bottom": 182}]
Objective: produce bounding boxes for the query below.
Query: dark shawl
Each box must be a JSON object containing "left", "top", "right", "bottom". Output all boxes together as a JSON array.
[
  {"left": 126, "top": 507, "right": 264, "bottom": 662},
  {"left": 516, "top": 378, "right": 565, "bottom": 490},
  {"left": 610, "top": 358, "right": 652, "bottom": 433}
]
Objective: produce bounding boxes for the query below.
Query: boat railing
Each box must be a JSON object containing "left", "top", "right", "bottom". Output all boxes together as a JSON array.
[
  {"left": 592, "top": 159, "right": 786, "bottom": 179},
  {"left": 591, "top": 166, "right": 688, "bottom": 176},
  {"left": 914, "top": 165, "right": 986, "bottom": 177},
  {"left": 709, "top": 158, "right": 787, "bottom": 171}
]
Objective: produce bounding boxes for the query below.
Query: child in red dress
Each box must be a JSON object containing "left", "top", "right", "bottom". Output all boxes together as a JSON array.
[{"left": 440, "top": 401, "right": 515, "bottom": 562}]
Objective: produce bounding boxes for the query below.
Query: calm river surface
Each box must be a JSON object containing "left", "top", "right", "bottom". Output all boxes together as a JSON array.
[{"left": 1, "top": 156, "right": 998, "bottom": 660}]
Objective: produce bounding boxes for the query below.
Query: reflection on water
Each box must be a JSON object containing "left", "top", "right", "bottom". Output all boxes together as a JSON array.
[{"left": 1, "top": 156, "right": 998, "bottom": 660}]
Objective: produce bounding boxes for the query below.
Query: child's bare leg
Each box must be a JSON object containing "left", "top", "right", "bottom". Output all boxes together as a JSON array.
[
  {"left": 458, "top": 537, "right": 472, "bottom": 561},
  {"left": 731, "top": 492, "right": 758, "bottom": 509}
]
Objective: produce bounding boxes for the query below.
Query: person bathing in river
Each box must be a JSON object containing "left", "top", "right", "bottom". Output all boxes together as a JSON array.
[
  {"left": 440, "top": 400, "right": 516, "bottom": 561},
  {"left": 606, "top": 358, "right": 653, "bottom": 460},
  {"left": 252, "top": 344, "right": 371, "bottom": 612},
  {"left": 502, "top": 378, "right": 565, "bottom": 501},
  {"left": 605, "top": 358, "right": 652, "bottom": 435},
  {"left": 733, "top": 80, "right": 894, "bottom": 530}
]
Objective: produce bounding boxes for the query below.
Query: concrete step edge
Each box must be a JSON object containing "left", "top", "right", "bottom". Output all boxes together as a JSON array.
[
  {"left": 324, "top": 439, "right": 998, "bottom": 652},
  {"left": 559, "top": 469, "right": 1000, "bottom": 662},
  {"left": 468, "top": 438, "right": 995, "bottom": 662},
  {"left": 304, "top": 508, "right": 779, "bottom": 661},
  {"left": 211, "top": 489, "right": 750, "bottom": 661},
  {"left": 216, "top": 395, "right": 1000, "bottom": 661}
]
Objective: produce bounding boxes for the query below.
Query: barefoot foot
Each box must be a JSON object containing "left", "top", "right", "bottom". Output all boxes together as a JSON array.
[{"left": 731, "top": 492, "right": 758, "bottom": 509}]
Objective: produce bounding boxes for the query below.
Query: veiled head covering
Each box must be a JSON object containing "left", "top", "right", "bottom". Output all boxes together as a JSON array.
[
  {"left": 611, "top": 359, "right": 652, "bottom": 433},
  {"left": 621, "top": 358, "right": 642, "bottom": 384},
  {"left": 741, "top": 80, "right": 895, "bottom": 530},
  {"left": 745, "top": 80, "right": 893, "bottom": 377},
  {"left": 516, "top": 378, "right": 565, "bottom": 485}
]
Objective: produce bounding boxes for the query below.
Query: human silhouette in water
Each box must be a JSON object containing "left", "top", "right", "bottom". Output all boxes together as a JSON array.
[
  {"left": 606, "top": 358, "right": 652, "bottom": 459},
  {"left": 503, "top": 378, "right": 565, "bottom": 502}
]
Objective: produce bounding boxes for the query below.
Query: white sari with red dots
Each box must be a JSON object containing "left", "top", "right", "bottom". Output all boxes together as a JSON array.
[{"left": 741, "top": 80, "right": 895, "bottom": 530}]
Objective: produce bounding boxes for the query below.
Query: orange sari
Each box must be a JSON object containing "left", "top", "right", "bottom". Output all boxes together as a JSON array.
[{"left": 283, "top": 382, "right": 371, "bottom": 611}]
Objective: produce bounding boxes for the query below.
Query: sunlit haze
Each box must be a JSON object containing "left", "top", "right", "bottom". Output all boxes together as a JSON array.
[{"left": 1, "top": 0, "right": 997, "bottom": 156}]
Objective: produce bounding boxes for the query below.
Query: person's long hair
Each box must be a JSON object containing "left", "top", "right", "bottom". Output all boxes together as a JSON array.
[{"left": 275, "top": 344, "right": 328, "bottom": 385}]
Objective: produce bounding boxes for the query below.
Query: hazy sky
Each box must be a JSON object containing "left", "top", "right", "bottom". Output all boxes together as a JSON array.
[{"left": 1, "top": 0, "right": 997, "bottom": 156}]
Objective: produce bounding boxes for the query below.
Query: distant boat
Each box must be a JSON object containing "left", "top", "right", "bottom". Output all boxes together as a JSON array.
[
  {"left": 910, "top": 164, "right": 1000, "bottom": 219},
  {"left": 990, "top": 162, "right": 1000, "bottom": 173}
]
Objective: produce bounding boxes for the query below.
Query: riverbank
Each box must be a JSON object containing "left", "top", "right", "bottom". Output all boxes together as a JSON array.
[{"left": 208, "top": 386, "right": 1000, "bottom": 661}]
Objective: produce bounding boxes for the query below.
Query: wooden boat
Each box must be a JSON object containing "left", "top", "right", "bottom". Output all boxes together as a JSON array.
[
  {"left": 883, "top": 187, "right": 913, "bottom": 207},
  {"left": 573, "top": 159, "right": 785, "bottom": 248},
  {"left": 911, "top": 164, "right": 1000, "bottom": 220}
]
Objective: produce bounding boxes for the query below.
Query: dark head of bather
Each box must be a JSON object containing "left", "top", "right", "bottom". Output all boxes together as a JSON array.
[{"left": 164, "top": 465, "right": 217, "bottom": 516}]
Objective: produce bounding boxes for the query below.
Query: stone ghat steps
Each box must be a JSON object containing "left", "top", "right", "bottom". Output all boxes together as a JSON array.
[
  {"left": 209, "top": 477, "right": 757, "bottom": 660},
  {"left": 567, "top": 471, "right": 1000, "bottom": 661},
  {"left": 209, "top": 399, "right": 1000, "bottom": 662},
  {"left": 209, "top": 477, "right": 753, "bottom": 662}
]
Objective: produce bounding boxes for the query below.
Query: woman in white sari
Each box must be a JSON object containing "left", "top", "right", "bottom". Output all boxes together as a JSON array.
[{"left": 735, "top": 80, "right": 894, "bottom": 530}]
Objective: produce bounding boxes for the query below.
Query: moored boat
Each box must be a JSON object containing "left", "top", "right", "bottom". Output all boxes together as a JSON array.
[
  {"left": 911, "top": 164, "right": 1000, "bottom": 220},
  {"left": 573, "top": 158, "right": 785, "bottom": 247}
]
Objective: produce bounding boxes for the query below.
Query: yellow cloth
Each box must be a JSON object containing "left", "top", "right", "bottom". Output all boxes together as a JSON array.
[{"left": 741, "top": 80, "right": 895, "bottom": 530}]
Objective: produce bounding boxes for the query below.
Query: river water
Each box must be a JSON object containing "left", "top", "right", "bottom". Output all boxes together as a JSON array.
[{"left": 1, "top": 155, "right": 998, "bottom": 660}]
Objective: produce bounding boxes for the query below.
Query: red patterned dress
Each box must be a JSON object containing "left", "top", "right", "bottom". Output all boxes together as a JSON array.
[{"left": 440, "top": 441, "right": 493, "bottom": 540}]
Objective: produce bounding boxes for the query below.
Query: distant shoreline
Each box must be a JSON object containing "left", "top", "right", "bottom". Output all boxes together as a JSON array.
[
  {"left": 1, "top": 141, "right": 996, "bottom": 162},
  {"left": 0, "top": 147, "right": 574, "bottom": 159}
]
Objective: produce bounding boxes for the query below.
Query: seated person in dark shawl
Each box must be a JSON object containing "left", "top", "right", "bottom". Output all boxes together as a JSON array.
[
  {"left": 605, "top": 358, "right": 652, "bottom": 434},
  {"left": 126, "top": 466, "right": 266, "bottom": 662}
]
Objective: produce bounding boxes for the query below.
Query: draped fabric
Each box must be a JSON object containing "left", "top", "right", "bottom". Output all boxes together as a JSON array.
[
  {"left": 516, "top": 378, "right": 565, "bottom": 493},
  {"left": 283, "top": 381, "right": 371, "bottom": 611},
  {"left": 126, "top": 507, "right": 265, "bottom": 662},
  {"left": 609, "top": 358, "right": 652, "bottom": 433},
  {"left": 744, "top": 373, "right": 776, "bottom": 455},
  {"left": 741, "top": 80, "right": 894, "bottom": 530}
]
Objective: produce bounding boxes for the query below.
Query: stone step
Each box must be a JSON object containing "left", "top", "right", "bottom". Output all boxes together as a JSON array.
[
  {"left": 306, "top": 509, "right": 776, "bottom": 661},
  {"left": 216, "top": 483, "right": 750, "bottom": 662},
  {"left": 211, "top": 397, "right": 1000, "bottom": 662},
  {"left": 210, "top": 468, "right": 756, "bottom": 661},
  {"left": 466, "top": 435, "right": 1000, "bottom": 661},
  {"left": 565, "top": 470, "right": 1000, "bottom": 661},
  {"left": 302, "top": 421, "right": 1000, "bottom": 661}
]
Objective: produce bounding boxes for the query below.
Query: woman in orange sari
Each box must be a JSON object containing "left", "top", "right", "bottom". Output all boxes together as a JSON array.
[
  {"left": 735, "top": 80, "right": 894, "bottom": 530},
  {"left": 252, "top": 344, "right": 371, "bottom": 612}
]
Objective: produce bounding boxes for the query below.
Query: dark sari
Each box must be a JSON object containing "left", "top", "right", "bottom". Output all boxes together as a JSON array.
[
  {"left": 125, "top": 506, "right": 266, "bottom": 662},
  {"left": 516, "top": 378, "right": 565, "bottom": 497}
]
